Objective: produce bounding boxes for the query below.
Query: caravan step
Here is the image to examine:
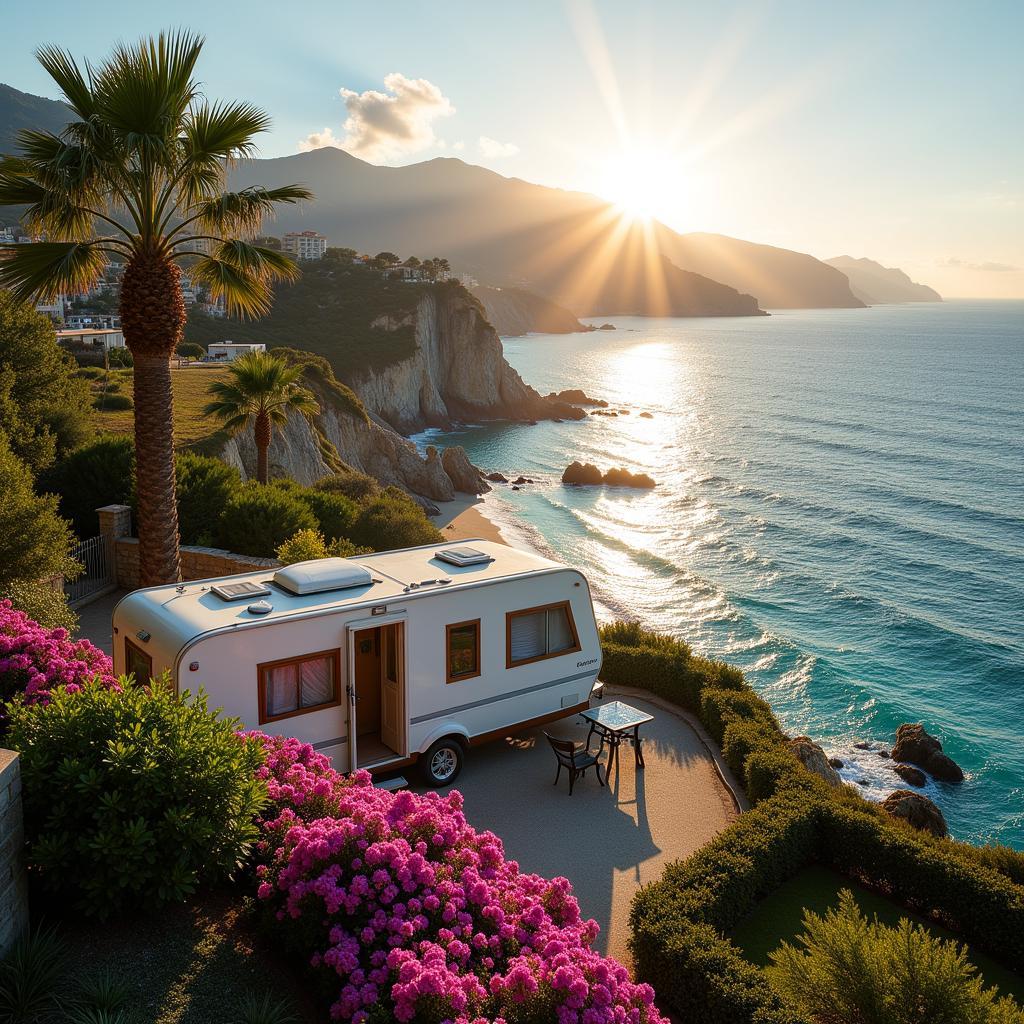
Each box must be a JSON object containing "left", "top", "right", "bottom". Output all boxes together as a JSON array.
[{"left": 374, "top": 775, "right": 409, "bottom": 792}]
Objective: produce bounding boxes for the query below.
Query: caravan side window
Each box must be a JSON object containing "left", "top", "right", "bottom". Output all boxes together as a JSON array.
[
  {"left": 258, "top": 650, "right": 340, "bottom": 724},
  {"left": 446, "top": 619, "right": 481, "bottom": 683},
  {"left": 124, "top": 638, "right": 152, "bottom": 683},
  {"left": 506, "top": 601, "right": 581, "bottom": 668}
]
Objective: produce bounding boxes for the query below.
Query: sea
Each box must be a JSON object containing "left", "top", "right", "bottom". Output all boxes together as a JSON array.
[{"left": 413, "top": 300, "right": 1024, "bottom": 848}]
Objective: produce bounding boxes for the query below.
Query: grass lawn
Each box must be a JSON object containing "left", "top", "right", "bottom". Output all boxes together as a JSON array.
[
  {"left": 730, "top": 863, "right": 1024, "bottom": 1004},
  {"left": 59, "top": 888, "right": 321, "bottom": 1023},
  {"left": 88, "top": 366, "right": 229, "bottom": 447}
]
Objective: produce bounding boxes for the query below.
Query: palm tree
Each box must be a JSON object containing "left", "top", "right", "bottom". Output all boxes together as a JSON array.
[
  {"left": 0, "top": 32, "right": 311, "bottom": 584},
  {"left": 203, "top": 352, "right": 319, "bottom": 484}
]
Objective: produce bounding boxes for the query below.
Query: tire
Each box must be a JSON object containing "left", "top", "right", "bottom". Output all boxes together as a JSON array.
[{"left": 420, "top": 737, "right": 465, "bottom": 787}]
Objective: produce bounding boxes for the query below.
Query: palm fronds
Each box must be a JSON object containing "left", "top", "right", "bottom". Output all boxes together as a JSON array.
[{"left": 0, "top": 241, "right": 107, "bottom": 302}]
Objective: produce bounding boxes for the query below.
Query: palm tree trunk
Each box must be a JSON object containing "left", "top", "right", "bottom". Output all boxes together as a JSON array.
[
  {"left": 254, "top": 410, "right": 271, "bottom": 484},
  {"left": 120, "top": 252, "right": 185, "bottom": 585}
]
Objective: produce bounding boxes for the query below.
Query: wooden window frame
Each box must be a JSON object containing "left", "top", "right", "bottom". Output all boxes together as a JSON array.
[
  {"left": 506, "top": 601, "right": 581, "bottom": 669},
  {"left": 124, "top": 637, "right": 153, "bottom": 683},
  {"left": 446, "top": 619, "right": 481, "bottom": 684},
  {"left": 257, "top": 649, "right": 342, "bottom": 725}
]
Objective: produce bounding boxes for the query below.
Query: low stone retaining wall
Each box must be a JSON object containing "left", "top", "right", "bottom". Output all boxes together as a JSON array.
[
  {"left": 112, "top": 537, "right": 279, "bottom": 589},
  {"left": 0, "top": 751, "right": 28, "bottom": 957}
]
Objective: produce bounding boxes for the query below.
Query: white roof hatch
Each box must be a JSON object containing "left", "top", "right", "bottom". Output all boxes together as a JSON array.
[{"left": 273, "top": 558, "right": 374, "bottom": 595}]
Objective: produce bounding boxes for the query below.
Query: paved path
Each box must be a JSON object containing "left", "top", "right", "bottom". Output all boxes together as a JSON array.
[
  {"left": 415, "top": 693, "right": 739, "bottom": 965},
  {"left": 75, "top": 590, "right": 125, "bottom": 656}
]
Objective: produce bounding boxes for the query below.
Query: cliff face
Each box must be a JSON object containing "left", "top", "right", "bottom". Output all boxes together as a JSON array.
[
  {"left": 825, "top": 256, "right": 942, "bottom": 304},
  {"left": 345, "top": 285, "right": 585, "bottom": 433},
  {"left": 470, "top": 285, "right": 593, "bottom": 336}
]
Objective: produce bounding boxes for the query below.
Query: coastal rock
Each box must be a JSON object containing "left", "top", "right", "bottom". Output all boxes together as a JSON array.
[
  {"left": 597, "top": 323, "right": 616, "bottom": 331},
  {"left": 512, "top": 476, "right": 529, "bottom": 485},
  {"left": 562, "top": 462, "right": 657, "bottom": 488},
  {"left": 789, "top": 736, "right": 843, "bottom": 788},
  {"left": 892, "top": 724, "right": 964, "bottom": 783},
  {"left": 882, "top": 789, "right": 948, "bottom": 838},
  {"left": 562, "top": 462, "right": 604, "bottom": 486},
  {"left": 485, "top": 472, "right": 508, "bottom": 483},
  {"left": 347, "top": 288, "right": 586, "bottom": 432},
  {"left": 470, "top": 285, "right": 595, "bottom": 336},
  {"left": 441, "top": 446, "right": 490, "bottom": 495},
  {"left": 547, "top": 389, "right": 607, "bottom": 407},
  {"left": 828, "top": 757, "right": 844, "bottom": 770},
  {"left": 877, "top": 749, "right": 891, "bottom": 759},
  {"left": 892, "top": 763, "right": 927, "bottom": 787},
  {"left": 639, "top": 411, "right": 653, "bottom": 418},
  {"left": 602, "top": 467, "right": 657, "bottom": 489}
]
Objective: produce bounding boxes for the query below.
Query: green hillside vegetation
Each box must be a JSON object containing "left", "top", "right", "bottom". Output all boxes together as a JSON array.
[{"left": 184, "top": 255, "right": 435, "bottom": 381}]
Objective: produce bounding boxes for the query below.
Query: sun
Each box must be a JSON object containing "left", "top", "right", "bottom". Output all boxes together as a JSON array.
[{"left": 597, "top": 147, "right": 684, "bottom": 223}]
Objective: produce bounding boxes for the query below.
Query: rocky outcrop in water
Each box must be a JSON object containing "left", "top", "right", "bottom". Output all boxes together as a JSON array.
[
  {"left": 562, "top": 462, "right": 656, "bottom": 488},
  {"left": 347, "top": 287, "right": 586, "bottom": 433},
  {"left": 892, "top": 724, "right": 964, "bottom": 783},
  {"left": 882, "top": 789, "right": 948, "bottom": 838},
  {"left": 789, "top": 736, "right": 843, "bottom": 787},
  {"left": 441, "top": 446, "right": 490, "bottom": 495}
]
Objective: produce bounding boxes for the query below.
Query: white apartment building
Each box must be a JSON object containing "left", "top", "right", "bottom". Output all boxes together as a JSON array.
[
  {"left": 208, "top": 342, "right": 266, "bottom": 361},
  {"left": 283, "top": 230, "right": 328, "bottom": 261}
]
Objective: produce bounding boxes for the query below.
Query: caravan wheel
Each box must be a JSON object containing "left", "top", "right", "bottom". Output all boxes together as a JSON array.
[{"left": 420, "top": 738, "right": 464, "bottom": 787}]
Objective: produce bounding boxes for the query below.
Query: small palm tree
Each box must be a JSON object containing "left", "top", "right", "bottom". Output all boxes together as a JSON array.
[
  {"left": 204, "top": 352, "right": 319, "bottom": 484},
  {"left": 0, "top": 31, "right": 311, "bottom": 584}
]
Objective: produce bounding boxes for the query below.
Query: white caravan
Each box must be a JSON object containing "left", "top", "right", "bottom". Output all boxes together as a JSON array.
[{"left": 112, "top": 540, "right": 603, "bottom": 785}]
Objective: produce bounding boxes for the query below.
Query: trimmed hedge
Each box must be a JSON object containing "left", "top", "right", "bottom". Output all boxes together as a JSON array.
[{"left": 603, "top": 622, "right": 1024, "bottom": 1024}]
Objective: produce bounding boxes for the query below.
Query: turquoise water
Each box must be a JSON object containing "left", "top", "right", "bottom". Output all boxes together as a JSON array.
[{"left": 417, "top": 301, "right": 1024, "bottom": 847}]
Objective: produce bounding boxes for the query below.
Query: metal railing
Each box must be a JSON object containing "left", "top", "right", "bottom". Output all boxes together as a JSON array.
[{"left": 65, "top": 535, "right": 112, "bottom": 605}]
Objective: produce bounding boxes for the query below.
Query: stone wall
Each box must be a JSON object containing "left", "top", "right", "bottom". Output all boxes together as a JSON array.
[
  {"left": 112, "top": 537, "right": 279, "bottom": 589},
  {"left": 0, "top": 751, "right": 28, "bottom": 957}
]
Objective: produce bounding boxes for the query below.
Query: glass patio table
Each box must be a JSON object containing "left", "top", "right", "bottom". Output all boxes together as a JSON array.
[{"left": 580, "top": 700, "right": 654, "bottom": 778}]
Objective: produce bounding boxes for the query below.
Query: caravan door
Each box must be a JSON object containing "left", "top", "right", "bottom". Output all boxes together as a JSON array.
[{"left": 380, "top": 623, "right": 405, "bottom": 754}]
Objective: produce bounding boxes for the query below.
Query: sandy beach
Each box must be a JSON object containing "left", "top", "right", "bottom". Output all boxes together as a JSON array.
[{"left": 432, "top": 495, "right": 508, "bottom": 546}]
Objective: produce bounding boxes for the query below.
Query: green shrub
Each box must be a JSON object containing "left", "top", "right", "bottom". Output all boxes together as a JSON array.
[
  {"left": 298, "top": 488, "right": 358, "bottom": 541},
  {"left": 767, "top": 890, "right": 1023, "bottom": 1024},
  {"left": 176, "top": 451, "right": 242, "bottom": 546},
  {"left": 106, "top": 347, "right": 133, "bottom": 367},
  {"left": 37, "top": 435, "right": 134, "bottom": 536},
  {"left": 722, "top": 717, "right": 783, "bottom": 782},
  {"left": 700, "top": 687, "right": 777, "bottom": 745},
  {"left": 76, "top": 366, "right": 105, "bottom": 380},
  {"left": 275, "top": 529, "right": 370, "bottom": 565},
  {"left": 177, "top": 342, "right": 205, "bottom": 359},
  {"left": 215, "top": 483, "right": 317, "bottom": 558},
  {"left": 744, "top": 747, "right": 816, "bottom": 804},
  {"left": 314, "top": 471, "right": 381, "bottom": 503},
  {"left": 93, "top": 392, "right": 133, "bottom": 410},
  {"left": 0, "top": 922, "right": 66, "bottom": 1023},
  {"left": 0, "top": 435, "right": 80, "bottom": 630},
  {"left": 347, "top": 487, "right": 443, "bottom": 551},
  {"left": 7, "top": 678, "right": 267, "bottom": 917}
]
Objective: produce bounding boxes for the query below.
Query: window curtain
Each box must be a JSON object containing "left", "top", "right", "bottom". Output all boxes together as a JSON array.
[
  {"left": 266, "top": 663, "right": 299, "bottom": 716},
  {"left": 301, "top": 657, "right": 334, "bottom": 707},
  {"left": 510, "top": 611, "right": 546, "bottom": 662},
  {"left": 547, "top": 607, "right": 575, "bottom": 653}
]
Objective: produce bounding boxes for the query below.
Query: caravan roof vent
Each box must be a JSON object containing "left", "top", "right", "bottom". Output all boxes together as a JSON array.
[
  {"left": 273, "top": 558, "right": 373, "bottom": 596},
  {"left": 435, "top": 546, "right": 494, "bottom": 567}
]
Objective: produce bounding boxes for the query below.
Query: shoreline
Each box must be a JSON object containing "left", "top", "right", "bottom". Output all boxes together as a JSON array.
[{"left": 432, "top": 495, "right": 508, "bottom": 547}]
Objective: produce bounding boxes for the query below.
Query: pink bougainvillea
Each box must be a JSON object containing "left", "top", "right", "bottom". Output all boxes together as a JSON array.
[
  {"left": 249, "top": 732, "right": 667, "bottom": 1024},
  {"left": 0, "top": 600, "right": 116, "bottom": 704}
]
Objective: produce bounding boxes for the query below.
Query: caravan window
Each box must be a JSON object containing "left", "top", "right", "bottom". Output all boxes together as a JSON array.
[
  {"left": 258, "top": 650, "right": 340, "bottom": 723},
  {"left": 446, "top": 619, "right": 481, "bottom": 683},
  {"left": 506, "top": 602, "right": 580, "bottom": 667},
  {"left": 124, "top": 638, "right": 152, "bottom": 683}
]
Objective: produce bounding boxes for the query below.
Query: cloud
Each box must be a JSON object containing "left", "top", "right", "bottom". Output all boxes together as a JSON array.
[
  {"left": 452, "top": 140, "right": 466, "bottom": 151},
  {"left": 478, "top": 135, "right": 519, "bottom": 159},
  {"left": 328, "top": 73, "right": 454, "bottom": 162},
  {"left": 298, "top": 126, "right": 340, "bottom": 152},
  {"left": 941, "top": 258, "right": 1020, "bottom": 273}
]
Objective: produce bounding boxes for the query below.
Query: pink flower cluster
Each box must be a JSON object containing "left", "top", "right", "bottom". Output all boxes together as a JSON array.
[
  {"left": 249, "top": 733, "right": 667, "bottom": 1024},
  {"left": 0, "top": 600, "right": 116, "bottom": 703}
]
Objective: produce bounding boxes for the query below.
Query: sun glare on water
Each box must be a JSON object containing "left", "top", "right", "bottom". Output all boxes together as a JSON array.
[{"left": 598, "top": 147, "right": 685, "bottom": 222}]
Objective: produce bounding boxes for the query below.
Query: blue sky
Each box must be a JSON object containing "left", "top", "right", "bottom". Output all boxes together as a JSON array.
[{"left": 5, "top": 0, "right": 1023, "bottom": 296}]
